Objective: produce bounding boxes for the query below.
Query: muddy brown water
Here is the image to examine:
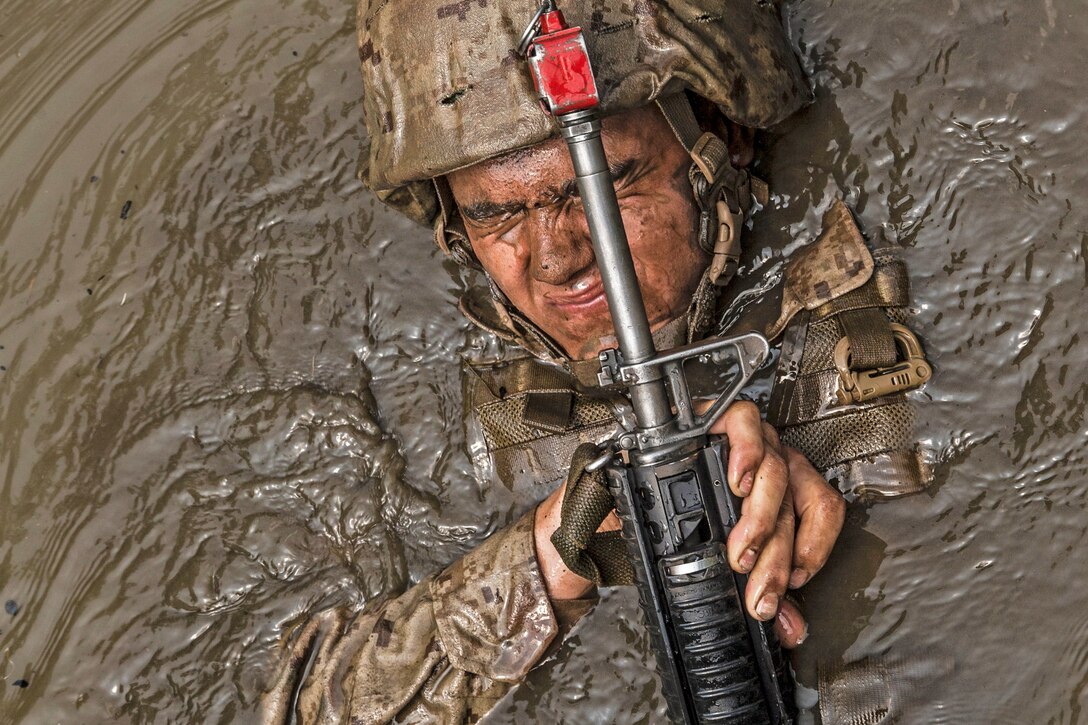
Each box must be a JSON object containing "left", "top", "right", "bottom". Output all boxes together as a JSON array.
[{"left": 0, "top": 1, "right": 1085, "bottom": 723}]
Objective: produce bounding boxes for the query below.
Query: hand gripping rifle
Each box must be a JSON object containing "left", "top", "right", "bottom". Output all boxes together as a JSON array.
[{"left": 519, "top": 4, "right": 794, "bottom": 723}]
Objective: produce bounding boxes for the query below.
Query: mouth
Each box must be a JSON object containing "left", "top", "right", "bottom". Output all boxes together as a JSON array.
[{"left": 545, "top": 275, "right": 607, "bottom": 313}]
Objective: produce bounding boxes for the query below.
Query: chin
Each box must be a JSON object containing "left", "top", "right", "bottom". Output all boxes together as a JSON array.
[{"left": 558, "top": 327, "right": 616, "bottom": 360}]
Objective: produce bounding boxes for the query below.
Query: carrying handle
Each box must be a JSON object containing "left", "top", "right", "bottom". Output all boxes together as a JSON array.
[{"left": 598, "top": 331, "right": 770, "bottom": 451}]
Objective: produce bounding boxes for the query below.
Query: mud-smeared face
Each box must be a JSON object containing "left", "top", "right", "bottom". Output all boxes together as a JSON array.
[{"left": 447, "top": 106, "right": 707, "bottom": 360}]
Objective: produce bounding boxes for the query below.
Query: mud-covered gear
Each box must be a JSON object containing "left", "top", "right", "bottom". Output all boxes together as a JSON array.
[
  {"left": 656, "top": 93, "right": 764, "bottom": 265},
  {"left": 818, "top": 655, "right": 953, "bottom": 725},
  {"left": 463, "top": 352, "right": 624, "bottom": 491},
  {"left": 255, "top": 1, "right": 930, "bottom": 720},
  {"left": 260, "top": 510, "right": 593, "bottom": 724},
  {"left": 260, "top": 202, "right": 933, "bottom": 723},
  {"left": 766, "top": 201, "right": 932, "bottom": 499},
  {"left": 655, "top": 91, "right": 767, "bottom": 344}
]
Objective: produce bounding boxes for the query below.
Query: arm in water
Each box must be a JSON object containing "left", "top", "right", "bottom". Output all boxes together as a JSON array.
[
  {"left": 260, "top": 509, "right": 592, "bottom": 724},
  {"left": 260, "top": 407, "right": 841, "bottom": 724}
]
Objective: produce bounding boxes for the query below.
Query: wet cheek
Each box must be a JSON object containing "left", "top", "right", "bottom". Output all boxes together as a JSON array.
[
  {"left": 473, "top": 243, "right": 530, "bottom": 305},
  {"left": 621, "top": 205, "right": 698, "bottom": 312}
]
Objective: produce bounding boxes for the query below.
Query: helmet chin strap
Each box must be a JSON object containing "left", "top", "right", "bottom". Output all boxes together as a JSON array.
[
  {"left": 655, "top": 93, "right": 770, "bottom": 341},
  {"left": 655, "top": 92, "right": 766, "bottom": 290}
]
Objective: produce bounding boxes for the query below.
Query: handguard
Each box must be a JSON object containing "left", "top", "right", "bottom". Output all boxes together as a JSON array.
[
  {"left": 608, "top": 438, "right": 793, "bottom": 724},
  {"left": 522, "top": 5, "right": 794, "bottom": 723}
]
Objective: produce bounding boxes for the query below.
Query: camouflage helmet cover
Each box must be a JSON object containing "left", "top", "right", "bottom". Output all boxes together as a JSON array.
[{"left": 356, "top": 0, "right": 812, "bottom": 227}]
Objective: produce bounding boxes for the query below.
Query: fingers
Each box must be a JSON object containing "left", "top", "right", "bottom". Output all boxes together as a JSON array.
[
  {"left": 784, "top": 446, "right": 846, "bottom": 589},
  {"left": 743, "top": 489, "right": 794, "bottom": 622},
  {"left": 709, "top": 400, "right": 763, "bottom": 496},
  {"left": 773, "top": 599, "right": 809, "bottom": 649},
  {"left": 727, "top": 423, "right": 789, "bottom": 573},
  {"left": 704, "top": 402, "right": 841, "bottom": 647}
]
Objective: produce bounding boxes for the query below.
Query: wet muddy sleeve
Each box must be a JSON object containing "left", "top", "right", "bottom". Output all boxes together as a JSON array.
[{"left": 261, "top": 509, "right": 594, "bottom": 724}]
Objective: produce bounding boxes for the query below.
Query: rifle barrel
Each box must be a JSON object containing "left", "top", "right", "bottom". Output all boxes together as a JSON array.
[{"left": 558, "top": 110, "right": 673, "bottom": 432}]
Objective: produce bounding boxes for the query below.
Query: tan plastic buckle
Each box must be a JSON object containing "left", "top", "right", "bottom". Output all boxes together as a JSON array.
[
  {"left": 834, "top": 323, "right": 932, "bottom": 404},
  {"left": 715, "top": 199, "right": 735, "bottom": 248},
  {"left": 708, "top": 199, "right": 740, "bottom": 286},
  {"left": 689, "top": 132, "right": 725, "bottom": 182}
]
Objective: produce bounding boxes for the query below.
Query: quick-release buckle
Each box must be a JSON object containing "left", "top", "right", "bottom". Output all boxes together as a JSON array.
[
  {"left": 834, "top": 323, "right": 932, "bottom": 404},
  {"left": 689, "top": 132, "right": 725, "bottom": 183}
]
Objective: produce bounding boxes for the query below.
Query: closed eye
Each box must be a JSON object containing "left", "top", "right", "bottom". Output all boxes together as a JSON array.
[
  {"left": 458, "top": 156, "right": 649, "bottom": 229},
  {"left": 471, "top": 210, "right": 526, "bottom": 237}
]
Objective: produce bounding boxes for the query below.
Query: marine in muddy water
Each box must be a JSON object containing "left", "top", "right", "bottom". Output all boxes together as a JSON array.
[{"left": 260, "top": 1, "right": 933, "bottom": 722}]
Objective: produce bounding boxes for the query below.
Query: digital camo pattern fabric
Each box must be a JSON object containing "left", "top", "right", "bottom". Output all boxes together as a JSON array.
[
  {"left": 260, "top": 512, "right": 563, "bottom": 724},
  {"left": 355, "top": 0, "right": 812, "bottom": 197},
  {"left": 766, "top": 201, "right": 932, "bottom": 499}
]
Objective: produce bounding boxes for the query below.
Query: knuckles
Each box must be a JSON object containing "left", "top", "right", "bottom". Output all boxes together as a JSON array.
[
  {"left": 765, "top": 566, "right": 790, "bottom": 594},
  {"left": 745, "top": 519, "right": 773, "bottom": 546},
  {"left": 808, "top": 485, "right": 847, "bottom": 528},
  {"left": 760, "top": 420, "right": 783, "bottom": 449},
  {"left": 820, "top": 491, "right": 847, "bottom": 523},
  {"left": 793, "top": 491, "right": 845, "bottom": 569},
  {"left": 792, "top": 541, "right": 824, "bottom": 569},
  {"left": 730, "top": 400, "right": 760, "bottom": 421},
  {"left": 759, "top": 449, "right": 790, "bottom": 487},
  {"left": 717, "top": 400, "right": 762, "bottom": 438}
]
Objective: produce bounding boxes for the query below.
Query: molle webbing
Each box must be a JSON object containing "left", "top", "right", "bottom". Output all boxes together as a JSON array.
[
  {"left": 475, "top": 392, "right": 614, "bottom": 452},
  {"left": 818, "top": 655, "right": 954, "bottom": 725},
  {"left": 778, "top": 400, "right": 916, "bottom": 472},
  {"left": 467, "top": 356, "right": 621, "bottom": 494},
  {"left": 837, "top": 307, "right": 898, "bottom": 371},
  {"left": 521, "top": 391, "right": 575, "bottom": 434},
  {"left": 810, "top": 257, "right": 911, "bottom": 318},
  {"left": 767, "top": 211, "right": 932, "bottom": 499},
  {"left": 815, "top": 249, "right": 906, "bottom": 378},
  {"left": 467, "top": 359, "right": 633, "bottom": 585}
]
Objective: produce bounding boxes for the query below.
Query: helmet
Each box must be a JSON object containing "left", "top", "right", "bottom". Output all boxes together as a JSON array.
[{"left": 355, "top": 0, "right": 811, "bottom": 357}]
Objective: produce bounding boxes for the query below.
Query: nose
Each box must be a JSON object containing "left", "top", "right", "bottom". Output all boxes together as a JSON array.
[{"left": 526, "top": 205, "right": 596, "bottom": 286}]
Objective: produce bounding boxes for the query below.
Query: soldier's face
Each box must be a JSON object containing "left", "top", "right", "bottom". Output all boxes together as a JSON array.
[{"left": 447, "top": 106, "right": 707, "bottom": 360}]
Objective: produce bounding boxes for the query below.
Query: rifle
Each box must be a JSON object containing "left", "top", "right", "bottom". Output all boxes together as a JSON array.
[{"left": 519, "top": 4, "right": 794, "bottom": 723}]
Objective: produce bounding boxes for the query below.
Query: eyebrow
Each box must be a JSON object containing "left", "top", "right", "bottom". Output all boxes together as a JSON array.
[{"left": 459, "top": 158, "right": 642, "bottom": 223}]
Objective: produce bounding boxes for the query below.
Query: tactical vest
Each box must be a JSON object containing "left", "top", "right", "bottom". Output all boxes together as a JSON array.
[{"left": 461, "top": 200, "right": 931, "bottom": 503}]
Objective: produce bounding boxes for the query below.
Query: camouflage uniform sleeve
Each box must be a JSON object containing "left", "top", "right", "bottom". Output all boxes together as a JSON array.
[{"left": 261, "top": 509, "right": 591, "bottom": 724}]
